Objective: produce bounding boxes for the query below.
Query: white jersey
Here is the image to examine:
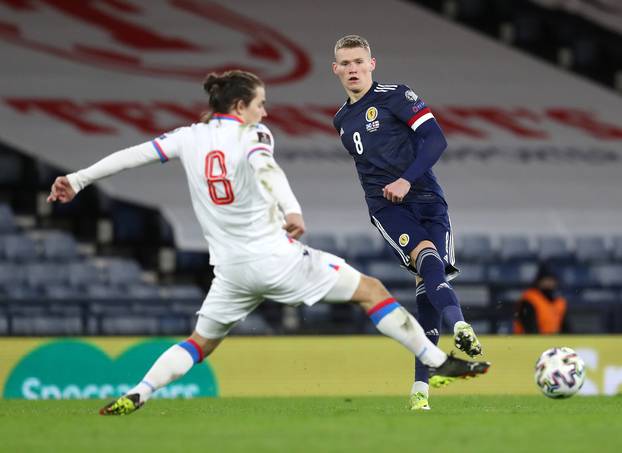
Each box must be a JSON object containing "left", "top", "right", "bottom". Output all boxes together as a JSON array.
[{"left": 153, "top": 115, "right": 292, "bottom": 265}]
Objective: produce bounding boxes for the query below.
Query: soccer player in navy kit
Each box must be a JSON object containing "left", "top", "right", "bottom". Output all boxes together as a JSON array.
[{"left": 332, "top": 35, "right": 482, "bottom": 411}]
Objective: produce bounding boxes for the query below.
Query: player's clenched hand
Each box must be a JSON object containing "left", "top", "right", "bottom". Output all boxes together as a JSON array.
[
  {"left": 383, "top": 178, "right": 411, "bottom": 203},
  {"left": 283, "top": 213, "right": 306, "bottom": 239},
  {"left": 47, "top": 176, "right": 76, "bottom": 204}
]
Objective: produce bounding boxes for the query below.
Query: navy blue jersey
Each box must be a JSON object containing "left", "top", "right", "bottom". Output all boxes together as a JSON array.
[{"left": 333, "top": 81, "right": 447, "bottom": 214}]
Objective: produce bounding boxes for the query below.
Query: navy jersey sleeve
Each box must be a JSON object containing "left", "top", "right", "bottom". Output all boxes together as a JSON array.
[
  {"left": 386, "top": 85, "right": 447, "bottom": 183},
  {"left": 386, "top": 85, "right": 435, "bottom": 132}
]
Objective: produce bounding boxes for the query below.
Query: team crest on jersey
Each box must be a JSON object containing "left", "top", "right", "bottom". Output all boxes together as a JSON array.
[
  {"left": 399, "top": 234, "right": 410, "bottom": 247},
  {"left": 365, "top": 106, "right": 378, "bottom": 122},
  {"left": 405, "top": 90, "right": 418, "bottom": 102}
]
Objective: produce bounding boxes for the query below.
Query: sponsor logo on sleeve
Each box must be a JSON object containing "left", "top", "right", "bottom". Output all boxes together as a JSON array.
[
  {"left": 256, "top": 131, "right": 272, "bottom": 145},
  {"left": 405, "top": 90, "right": 418, "bottom": 102}
]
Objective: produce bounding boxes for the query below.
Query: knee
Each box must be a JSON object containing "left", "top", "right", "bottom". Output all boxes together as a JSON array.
[
  {"left": 410, "top": 240, "right": 436, "bottom": 262},
  {"left": 353, "top": 275, "right": 391, "bottom": 307}
]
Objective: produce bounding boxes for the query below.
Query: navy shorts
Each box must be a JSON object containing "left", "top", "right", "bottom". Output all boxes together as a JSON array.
[{"left": 370, "top": 200, "right": 459, "bottom": 279}]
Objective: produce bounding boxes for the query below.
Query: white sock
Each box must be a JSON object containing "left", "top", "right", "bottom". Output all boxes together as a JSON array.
[
  {"left": 127, "top": 343, "right": 198, "bottom": 403},
  {"left": 411, "top": 381, "right": 429, "bottom": 398},
  {"left": 370, "top": 300, "right": 447, "bottom": 367}
]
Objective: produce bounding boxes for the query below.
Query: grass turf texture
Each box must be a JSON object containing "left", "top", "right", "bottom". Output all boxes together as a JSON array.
[{"left": 1, "top": 395, "right": 619, "bottom": 453}]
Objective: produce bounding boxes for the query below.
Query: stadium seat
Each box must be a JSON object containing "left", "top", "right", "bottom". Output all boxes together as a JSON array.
[
  {"left": 453, "top": 285, "right": 490, "bottom": 307},
  {"left": 67, "top": 261, "right": 102, "bottom": 288},
  {"left": 101, "top": 315, "right": 159, "bottom": 335},
  {"left": 580, "top": 289, "right": 619, "bottom": 304},
  {"left": 160, "top": 284, "right": 204, "bottom": 300},
  {"left": 86, "top": 283, "right": 124, "bottom": 299},
  {"left": 1, "top": 234, "right": 38, "bottom": 262},
  {"left": 343, "top": 233, "right": 385, "bottom": 262},
  {"left": 230, "top": 312, "right": 273, "bottom": 335},
  {"left": 455, "top": 263, "right": 487, "bottom": 284},
  {"left": 24, "top": 263, "right": 68, "bottom": 289},
  {"left": 456, "top": 234, "right": 495, "bottom": 262},
  {"left": 43, "top": 284, "right": 81, "bottom": 300},
  {"left": 536, "top": 236, "right": 573, "bottom": 262},
  {"left": 558, "top": 263, "right": 598, "bottom": 288},
  {"left": 11, "top": 315, "right": 83, "bottom": 335},
  {"left": 40, "top": 231, "right": 79, "bottom": 261},
  {"left": 2, "top": 285, "right": 40, "bottom": 300},
  {"left": 367, "top": 262, "right": 415, "bottom": 286},
  {"left": 488, "top": 262, "right": 537, "bottom": 285},
  {"left": 574, "top": 236, "right": 609, "bottom": 263},
  {"left": 591, "top": 264, "right": 622, "bottom": 288},
  {"left": 0, "top": 262, "right": 24, "bottom": 290},
  {"left": 611, "top": 236, "right": 622, "bottom": 262},
  {"left": 98, "top": 258, "right": 142, "bottom": 285},
  {"left": 0, "top": 203, "right": 17, "bottom": 234},
  {"left": 499, "top": 235, "right": 536, "bottom": 261},
  {"left": 126, "top": 283, "right": 161, "bottom": 299},
  {"left": 303, "top": 233, "right": 341, "bottom": 255}
]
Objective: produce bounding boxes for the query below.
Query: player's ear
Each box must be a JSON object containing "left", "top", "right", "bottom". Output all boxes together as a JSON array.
[
  {"left": 332, "top": 61, "right": 338, "bottom": 74},
  {"left": 370, "top": 57, "right": 376, "bottom": 71}
]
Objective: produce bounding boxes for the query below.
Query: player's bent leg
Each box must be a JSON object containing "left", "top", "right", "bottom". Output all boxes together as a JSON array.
[
  {"left": 410, "top": 241, "right": 482, "bottom": 357},
  {"left": 99, "top": 317, "right": 228, "bottom": 416}
]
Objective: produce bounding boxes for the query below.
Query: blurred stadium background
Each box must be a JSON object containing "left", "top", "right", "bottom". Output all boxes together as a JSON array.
[{"left": 0, "top": 0, "right": 622, "bottom": 402}]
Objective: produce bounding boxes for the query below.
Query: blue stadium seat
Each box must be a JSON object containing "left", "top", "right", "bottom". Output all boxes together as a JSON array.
[
  {"left": 367, "top": 262, "right": 415, "bottom": 286},
  {"left": 611, "top": 236, "right": 622, "bottom": 262},
  {"left": 453, "top": 285, "right": 490, "bottom": 307},
  {"left": 457, "top": 234, "right": 495, "bottom": 262},
  {"left": 230, "top": 312, "right": 273, "bottom": 335},
  {"left": 574, "top": 236, "right": 609, "bottom": 263},
  {"left": 11, "top": 315, "right": 83, "bottom": 335},
  {"left": 343, "top": 233, "right": 385, "bottom": 262},
  {"left": 303, "top": 234, "right": 341, "bottom": 255},
  {"left": 0, "top": 262, "right": 24, "bottom": 290},
  {"left": 536, "top": 236, "right": 573, "bottom": 262},
  {"left": 44, "top": 284, "right": 81, "bottom": 300},
  {"left": 1, "top": 234, "right": 38, "bottom": 262},
  {"left": 499, "top": 236, "right": 536, "bottom": 261},
  {"left": 100, "top": 258, "right": 142, "bottom": 285},
  {"left": 488, "top": 262, "right": 537, "bottom": 285},
  {"left": 101, "top": 315, "right": 159, "bottom": 335},
  {"left": 40, "top": 231, "right": 78, "bottom": 261},
  {"left": 2, "top": 285, "right": 40, "bottom": 299},
  {"left": 455, "top": 263, "right": 487, "bottom": 284},
  {"left": 126, "top": 283, "right": 161, "bottom": 299},
  {"left": 591, "top": 264, "right": 622, "bottom": 288},
  {"left": 160, "top": 284, "right": 203, "bottom": 300},
  {"left": 86, "top": 283, "right": 124, "bottom": 299},
  {"left": 0, "top": 203, "right": 17, "bottom": 234},
  {"left": 580, "top": 289, "right": 619, "bottom": 304},
  {"left": 558, "top": 263, "right": 598, "bottom": 288},
  {"left": 67, "top": 261, "right": 102, "bottom": 288},
  {"left": 24, "top": 263, "right": 68, "bottom": 289}
]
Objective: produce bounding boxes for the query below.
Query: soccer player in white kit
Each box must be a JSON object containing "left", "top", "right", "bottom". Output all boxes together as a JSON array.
[{"left": 47, "top": 70, "right": 490, "bottom": 415}]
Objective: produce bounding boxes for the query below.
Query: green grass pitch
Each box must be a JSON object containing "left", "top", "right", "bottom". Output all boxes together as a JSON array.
[{"left": 1, "top": 395, "right": 620, "bottom": 453}]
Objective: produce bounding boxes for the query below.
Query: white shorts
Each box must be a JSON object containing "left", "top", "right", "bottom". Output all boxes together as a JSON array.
[{"left": 195, "top": 241, "right": 361, "bottom": 338}]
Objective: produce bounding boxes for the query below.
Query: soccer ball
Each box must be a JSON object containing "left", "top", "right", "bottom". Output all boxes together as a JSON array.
[{"left": 534, "top": 347, "right": 585, "bottom": 398}]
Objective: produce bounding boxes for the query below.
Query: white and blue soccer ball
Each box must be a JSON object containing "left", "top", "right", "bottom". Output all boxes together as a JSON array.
[{"left": 534, "top": 347, "right": 585, "bottom": 398}]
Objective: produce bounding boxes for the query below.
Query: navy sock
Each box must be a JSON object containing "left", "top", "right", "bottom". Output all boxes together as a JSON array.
[
  {"left": 416, "top": 247, "right": 464, "bottom": 328},
  {"left": 414, "top": 284, "right": 441, "bottom": 385}
]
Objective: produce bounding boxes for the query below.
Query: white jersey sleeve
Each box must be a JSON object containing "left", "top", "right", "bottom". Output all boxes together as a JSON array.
[
  {"left": 150, "top": 126, "right": 191, "bottom": 162},
  {"left": 246, "top": 125, "right": 301, "bottom": 215}
]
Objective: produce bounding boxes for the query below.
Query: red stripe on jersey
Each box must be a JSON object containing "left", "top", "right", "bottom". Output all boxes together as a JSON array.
[
  {"left": 407, "top": 107, "right": 432, "bottom": 127},
  {"left": 367, "top": 298, "right": 397, "bottom": 316}
]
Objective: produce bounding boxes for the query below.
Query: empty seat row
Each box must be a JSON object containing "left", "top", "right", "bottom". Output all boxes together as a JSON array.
[{"left": 0, "top": 231, "right": 78, "bottom": 262}]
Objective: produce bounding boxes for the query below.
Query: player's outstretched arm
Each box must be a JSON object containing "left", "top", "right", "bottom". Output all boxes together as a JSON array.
[{"left": 46, "top": 141, "right": 166, "bottom": 204}]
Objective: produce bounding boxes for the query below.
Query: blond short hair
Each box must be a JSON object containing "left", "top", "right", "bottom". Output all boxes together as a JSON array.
[{"left": 334, "top": 35, "right": 371, "bottom": 57}]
